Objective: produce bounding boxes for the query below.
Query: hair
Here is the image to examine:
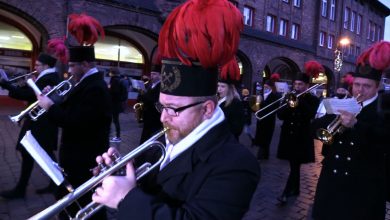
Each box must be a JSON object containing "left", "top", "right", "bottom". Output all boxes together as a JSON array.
[{"left": 223, "top": 84, "right": 241, "bottom": 107}]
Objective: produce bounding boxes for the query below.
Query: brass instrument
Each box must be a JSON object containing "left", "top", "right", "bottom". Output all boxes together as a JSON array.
[
  {"left": 28, "top": 128, "right": 168, "bottom": 220},
  {"left": 248, "top": 95, "right": 263, "bottom": 112},
  {"left": 133, "top": 102, "right": 144, "bottom": 123},
  {"left": 316, "top": 95, "right": 362, "bottom": 145},
  {"left": 8, "top": 71, "right": 37, "bottom": 82},
  {"left": 9, "top": 76, "right": 74, "bottom": 123},
  {"left": 255, "top": 83, "right": 325, "bottom": 121}
]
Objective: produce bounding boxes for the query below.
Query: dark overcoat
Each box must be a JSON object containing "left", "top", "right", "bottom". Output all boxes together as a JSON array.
[
  {"left": 6, "top": 72, "right": 60, "bottom": 151},
  {"left": 277, "top": 93, "right": 320, "bottom": 163},
  {"left": 254, "top": 92, "right": 282, "bottom": 148},
  {"left": 118, "top": 121, "right": 260, "bottom": 220},
  {"left": 46, "top": 72, "right": 112, "bottom": 187},
  {"left": 139, "top": 82, "right": 163, "bottom": 143},
  {"left": 312, "top": 99, "right": 390, "bottom": 220},
  {"left": 220, "top": 98, "right": 245, "bottom": 138}
]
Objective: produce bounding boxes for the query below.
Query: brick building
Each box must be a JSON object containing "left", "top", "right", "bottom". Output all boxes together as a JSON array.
[{"left": 0, "top": 0, "right": 389, "bottom": 97}]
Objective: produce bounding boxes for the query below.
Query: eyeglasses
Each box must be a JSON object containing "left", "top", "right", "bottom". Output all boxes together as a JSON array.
[{"left": 155, "top": 101, "right": 205, "bottom": 117}]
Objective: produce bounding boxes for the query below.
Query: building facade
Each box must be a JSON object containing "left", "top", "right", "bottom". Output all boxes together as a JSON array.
[{"left": 0, "top": 0, "right": 389, "bottom": 97}]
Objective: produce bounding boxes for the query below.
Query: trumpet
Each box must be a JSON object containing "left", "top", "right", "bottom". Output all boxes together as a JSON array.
[
  {"left": 255, "top": 83, "right": 325, "bottom": 121},
  {"left": 133, "top": 102, "right": 144, "bottom": 123},
  {"left": 9, "top": 76, "right": 74, "bottom": 123},
  {"left": 316, "top": 95, "right": 362, "bottom": 145},
  {"left": 28, "top": 127, "right": 168, "bottom": 220}
]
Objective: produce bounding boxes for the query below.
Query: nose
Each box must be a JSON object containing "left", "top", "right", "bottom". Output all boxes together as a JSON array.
[{"left": 160, "top": 108, "right": 169, "bottom": 123}]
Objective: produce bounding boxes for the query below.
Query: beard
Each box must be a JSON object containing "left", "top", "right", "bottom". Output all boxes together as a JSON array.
[{"left": 163, "top": 116, "right": 203, "bottom": 145}]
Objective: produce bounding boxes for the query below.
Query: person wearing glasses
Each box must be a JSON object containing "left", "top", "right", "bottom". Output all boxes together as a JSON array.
[{"left": 91, "top": 1, "right": 260, "bottom": 219}]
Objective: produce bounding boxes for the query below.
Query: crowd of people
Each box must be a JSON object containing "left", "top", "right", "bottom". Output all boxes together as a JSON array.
[{"left": 0, "top": 0, "right": 389, "bottom": 219}]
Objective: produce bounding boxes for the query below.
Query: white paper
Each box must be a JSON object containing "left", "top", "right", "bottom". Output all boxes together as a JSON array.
[
  {"left": 131, "top": 79, "right": 146, "bottom": 91},
  {"left": 20, "top": 131, "right": 64, "bottom": 185},
  {"left": 322, "top": 97, "right": 361, "bottom": 115},
  {"left": 0, "top": 69, "right": 8, "bottom": 81},
  {"left": 26, "top": 79, "right": 42, "bottom": 95},
  {"left": 275, "top": 82, "right": 289, "bottom": 93}
]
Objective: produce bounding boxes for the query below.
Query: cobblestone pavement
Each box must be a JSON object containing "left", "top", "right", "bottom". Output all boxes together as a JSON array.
[{"left": 0, "top": 104, "right": 389, "bottom": 220}]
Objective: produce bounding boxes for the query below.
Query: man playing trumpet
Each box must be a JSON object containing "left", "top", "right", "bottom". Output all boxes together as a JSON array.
[{"left": 0, "top": 53, "right": 60, "bottom": 199}]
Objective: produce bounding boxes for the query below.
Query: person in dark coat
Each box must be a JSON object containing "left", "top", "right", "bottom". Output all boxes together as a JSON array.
[
  {"left": 254, "top": 78, "right": 282, "bottom": 159},
  {"left": 138, "top": 65, "right": 163, "bottom": 144},
  {"left": 311, "top": 41, "right": 390, "bottom": 220},
  {"left": 0, "top": 53, "right": 60, "bottom": 199},
  {"left": 108, "top": 67, "right": 127, "bottom": 143},
  {"left": 217, "top": 80, "right": 245, "bottom": 140},
  {"left": 37, "top": 14, "right": 110, "bottom": 219},
  {"left": 276, "top": 72, "right": 320, "bottom": 204},
  {"left": 91, "top": 1, "right": 260, "bottom": 219}
]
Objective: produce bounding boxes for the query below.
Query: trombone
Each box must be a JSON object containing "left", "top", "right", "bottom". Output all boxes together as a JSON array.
[
  {"left": 316, "top": 95, "right": 362, "bottom": 145},
  {"left": 255, "top": 83, "right": 325, "bottom": 121},
  {"left": 9, "top": 76, "right": 74, "bottom": 123},
  {"left": 28, "top": 127, "right": 168, "bottom": 220},
  {"left": 7, "top": 71, "right": 37, "bottom": 82}
]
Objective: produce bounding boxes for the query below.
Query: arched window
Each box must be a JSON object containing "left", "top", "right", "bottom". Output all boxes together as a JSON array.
[
  {"left": 0, "top": 21, "right": 32, "bottom": 51},
  {"left": 95, "top": 36, "right": 144, "bottom": 64}
]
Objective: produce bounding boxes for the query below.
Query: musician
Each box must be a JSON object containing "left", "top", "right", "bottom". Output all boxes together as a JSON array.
[
  {"left": 311, "top": 41, "right": 390, "bottom": 220},
  {"left": 276, "top": 72, "right": 320, "bottom": 204},
  {"left": 92, "top": 1, "right": 260, "bottom": 219},
  {"left": 138, "top": 65, "right": 163, "bottom": 144},
  {"left": 0, "top": 53, "right": 60, "bottom": 199},
  {"left": 37, "top": 14, "right": 110, "bottom": 219},
  {"left": 253, "top": 78, "right": 282, "bottom": 159},
  {"left": 217, "top": 79, "right": 245, "bottom": 140}
]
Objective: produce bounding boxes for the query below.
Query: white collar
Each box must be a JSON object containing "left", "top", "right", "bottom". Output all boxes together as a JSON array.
[
  {"left": 361, "top": 93, "right": 378, "bottom": 108},
  {"left": 36, "top": 68, "right": 56, "bottom": 81},
  {"left": 160, "top": 106, "right": 225, "bottom": 170},
  {"left": 218, "top": 97, "right": 227, "bottom": 106},
  {"left": 151, "top": 80, "right": 160, "bottom": 89},
  {"left": 78, "top": 67, "right": 99, "bottom": 84}
]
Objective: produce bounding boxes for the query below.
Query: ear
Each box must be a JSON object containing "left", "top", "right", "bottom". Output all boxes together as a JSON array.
[{"left": 202, "top": 100, "right": 216, "bottom": 120}]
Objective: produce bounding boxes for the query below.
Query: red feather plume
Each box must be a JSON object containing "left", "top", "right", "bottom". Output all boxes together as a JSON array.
[
  {"left": 270, "top": 73, "right": 281, "bottom": 82},
  {"left": 344, "top": 73, "right": 354, "bottom": 86},
  {"left": 47, "top": 37, "right": 68, "bottom": 64},
  {"left": 304, "top": 60, "right": 324, "bottom": 78},
  {"left": 158, "top": 0, "right": 243, "bottom": 81},
  {"left": 68, "top": 13, "right": 105, "bottom": 46},
  {"left": 356, "top": 45, "right": 375, "bottom": 67},
  {"left": 368, "top": 41, "right": 390, "bottom": 71}
]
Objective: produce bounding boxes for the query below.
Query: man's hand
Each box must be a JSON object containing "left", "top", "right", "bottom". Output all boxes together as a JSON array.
[
  {"left": 92, "top": 157, "right": 136, "bottom": 209},
  {"left": 338, "top": 110, "right": 357, "bottom": 128},
  {"left": 37, "top": 95, "right": 54, "bottom": 110}
]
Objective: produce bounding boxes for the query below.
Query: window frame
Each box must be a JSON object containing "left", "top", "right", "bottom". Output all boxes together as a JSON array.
[
  {"left": 321, "top": 0, "right": 328, "bottom": 17},
  {"left": 350, "top": 11, "right": 356, "bottom": 32},
  {"left": 329, "top": 0, "right": 336, "bottom": 21},
  {"left": 266, "top": 14, "right": 276, "bottom": 33},
  {"left": 291, "top": 23, "right": 300, "bottom": 40},
  {"left": 356, "top": 14, "right": 362, "bottom": 35},
  {"left": 319, "top": 32, "right": 326, "bottom": 47},
  {"left": 243, "top": 6, "right": 254, "bottom": 26},
  {"left": 344, "top": 7, "right": 350, "bottom": 29},
  {"left": 279, "top": 18, "right": 288, "bottom": 36},
  {"left": 327, "top": 34, "right": 334, "bottom": 49},
  {"left": 293, "top": 0, "right": 301, "bottom": 7}
]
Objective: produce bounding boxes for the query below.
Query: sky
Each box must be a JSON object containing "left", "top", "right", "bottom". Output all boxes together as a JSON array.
[{"left": 379, "top": 0, "right": 390, "bottom": 40}]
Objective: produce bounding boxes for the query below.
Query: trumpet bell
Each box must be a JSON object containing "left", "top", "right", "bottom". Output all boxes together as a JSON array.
[{"left": 316, "top": 128, "right": 334, "bottom": 145}]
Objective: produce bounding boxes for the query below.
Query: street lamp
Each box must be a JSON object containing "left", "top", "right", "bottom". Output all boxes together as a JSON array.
[{"left": 334, "top": 37, "right": 350, "bottom": 88}]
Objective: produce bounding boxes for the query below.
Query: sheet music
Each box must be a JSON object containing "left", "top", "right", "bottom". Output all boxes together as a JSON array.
[
  {"left": 275, "top": 82, "right": 289, "bottom": 93},
  {"left": 20, "top": 131, "right": 64, "bottom": 186},
  {"left": 131, "top": 79, "right": 146, "bottom": 91},
  {"left": 0, "top": 69, "right": 8, "bottom": 81},
  {"left": 322, "top": 98, "right": 361, "bottom": 115}
]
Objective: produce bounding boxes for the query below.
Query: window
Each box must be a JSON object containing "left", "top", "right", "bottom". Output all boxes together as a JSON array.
[
  {"left": 356, "top": 46, "right": 361, "bottom": 56},
  {"left": 350, "top": 11, "right": 356, "bottom": 32},
  {"left": 371, "top": 23, "right": 376, "bottom": 41},
  {"left": 282, "top": 0, "right": 289, "bottom": 3},
  {"left": 321, "top": 0, "right": 328, "bottom": 17},
  {"left": 95, "top": 36, "right": 144, "bottom": 63},
  {"left": 327, "top": 35, "right": 334, "bottom": 49},
  {"left": 367, "top": 21, "right": 372, "bottom": 39},
  {"left": 266, "top": 15, "right": 276, "bottom": 33},
  {"left": 329, "top": 0, "right": 336, "bottom": 20},
  {"left": 348, "top": 44, "right": 354, "bottom": 56},
  {"left": 243, "top": 6, "right": 253, "bottom": 26},
  {"left": 293, "top": 0, "right": 301, "bottom": 7},
  {"left": 319, "top": 32, "right": 326, "bottom": 47},
  {"left": 291, "top": 23, "right": 300, "bottom": 40},
  {"left": 344, "top": 7, "right": 350, "bottom": 29},
  {"left": 279, "top": 19, "right": 288, "bottom": 36},
  {"left": 357, "top": 14, "right": 362, "bottom": 34},
  {"left": 377, "top": 26, "right": 382, "bottom": 41}
]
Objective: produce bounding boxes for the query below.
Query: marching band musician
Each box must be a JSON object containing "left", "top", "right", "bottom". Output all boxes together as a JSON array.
[
  {"left": 276, "top": 66, "right": 321, "bottom": 204},
  {"left": 311, "top": 41, "right": 390, "bottom": 220},
  {"left": 138, "top": 65, "right": 163, "bottom": 144},
  {"left": 0, "top": 53, "right": 60, "bottom": 199},
  {"left": 36, "top": 14, "right": 111, "bottom": 219},
  {"left": 92, "top": 0, "right": 260, "bottom": 219}
]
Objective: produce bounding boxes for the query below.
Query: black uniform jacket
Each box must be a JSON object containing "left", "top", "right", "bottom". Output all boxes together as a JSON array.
[
  {"left": 219, "top": 98, "right": 245, "bottom": 138},
  {"left": 312, "top": 99, "right": 390, "bottom": 220},
  {"left": 5, "top": 72, "right": 60, "bottom": 151},
  {"left": 139, "top": 82, "right": 163, "bottom": 143},
  {"left": 118, "top": 121, "right": 260, "bottom": 220},
  {"left": 254, "top": 92, "right": 282, "bottom": 147},
  {"left": 46, "top": 72, "right": 112, "bottom": 186},
  {"left": 277, "top": 93, "right": 320, "bottom": 163}
]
